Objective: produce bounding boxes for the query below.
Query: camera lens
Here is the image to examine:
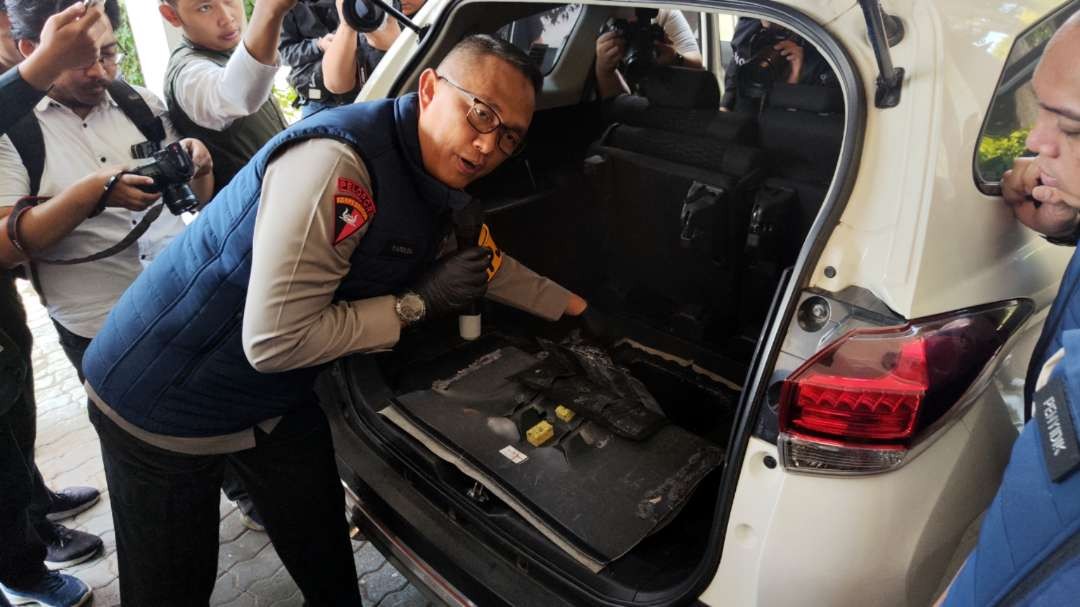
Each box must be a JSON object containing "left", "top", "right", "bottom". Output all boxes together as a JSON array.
[
  {"left": 738, "top": 47, "right": 791, "bottom": 96},
  {"left": 163, "top": 183, "right": 200, "bottom": 215},
  {"left": 342, "top": 0, "right": 386, "bottom": 32}
]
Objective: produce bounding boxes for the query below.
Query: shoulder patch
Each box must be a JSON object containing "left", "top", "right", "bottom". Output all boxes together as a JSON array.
[{"left": 333, "top": 178, "right": 376, "bottom": 245}]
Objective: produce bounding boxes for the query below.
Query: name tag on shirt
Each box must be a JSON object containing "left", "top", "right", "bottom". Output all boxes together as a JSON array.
[
  {"left": 380, "top": 239, "right": 417, "bottom": 259},
  {"left": 1034, "top": 375, "right": 1080, "bottom": 482}
]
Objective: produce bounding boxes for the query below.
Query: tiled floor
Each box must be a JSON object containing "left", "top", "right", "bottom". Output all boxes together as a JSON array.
[{"left": 21, "top": 281, "right": 431, "bottom": 606}]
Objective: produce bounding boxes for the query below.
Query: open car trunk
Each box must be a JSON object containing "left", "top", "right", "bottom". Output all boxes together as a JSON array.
[{"left": 323, "top": 68, "right": 845, "bottom": 601}]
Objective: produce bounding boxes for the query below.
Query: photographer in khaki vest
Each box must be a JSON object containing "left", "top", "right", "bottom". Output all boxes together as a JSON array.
[{"left": 158, "top": 0, "right": 292, "bottom": 194}]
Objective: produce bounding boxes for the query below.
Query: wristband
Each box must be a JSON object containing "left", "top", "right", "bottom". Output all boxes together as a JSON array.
[{"left": 6, "top": 196, "right": 49, "bottom": 255}]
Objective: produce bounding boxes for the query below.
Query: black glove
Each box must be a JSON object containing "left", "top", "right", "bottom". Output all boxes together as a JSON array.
[
  {"left": 577, "top": 305, "right": 619, "bottom": 347},
  {"left": 413, "top": 246, "right": 492, "bottom": 319}
]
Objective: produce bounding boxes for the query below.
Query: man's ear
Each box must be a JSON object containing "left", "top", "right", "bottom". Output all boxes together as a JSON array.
[
  {"left": 159, "top": 3, "right": 183, "bottom": 27},
  {"left": 17, "top": 39, "right": 35, "bottom": 60},
  {"left": 417, "top": 68, "right": 437, "bottom": 110}
]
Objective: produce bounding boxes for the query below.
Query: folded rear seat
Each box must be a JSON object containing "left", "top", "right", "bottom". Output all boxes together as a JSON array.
[
  {"left": 586, "top": 68, "right": 767, "bottom": 345},
  {"left": 738, "top": 83, "right": 845, "bottom": 328}
]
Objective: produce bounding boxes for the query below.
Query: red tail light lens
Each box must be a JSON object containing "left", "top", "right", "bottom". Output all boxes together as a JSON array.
[{"left": 779, "top": 300, "right": 1031, "bottom": 473}]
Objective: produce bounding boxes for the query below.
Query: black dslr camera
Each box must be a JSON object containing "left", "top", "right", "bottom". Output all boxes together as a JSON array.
[
  {"left": 341, "top": 0, "right": 402, "bottom": 32},
  {"left": 603, "top": 8, "right": 665, "bottom": 81},
  {"left": 130, "top": 142, "right": 199, "bottom": 215},
  {"left": 737, "top": 28, "right": 803, "bottom": 97}
]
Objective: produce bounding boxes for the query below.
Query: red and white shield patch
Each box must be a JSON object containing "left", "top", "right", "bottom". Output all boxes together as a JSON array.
[{"left": 333, "top": 178, "right": 377, "bottom": 244}]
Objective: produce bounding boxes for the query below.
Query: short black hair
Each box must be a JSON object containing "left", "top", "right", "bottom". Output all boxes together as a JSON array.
[
  {"left": 442, "top": 34, "right": 544, "bottom": 96},
  {"left": 8, "top": 0, "right": 121, "bottom": 42}
]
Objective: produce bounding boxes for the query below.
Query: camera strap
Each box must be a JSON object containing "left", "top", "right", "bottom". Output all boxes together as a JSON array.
[
  {"left": 4, "top": 79, "right": 172, "bottom": 291},
  {"left": 7, "top": 194, "right": 165, "bottom": 266}
]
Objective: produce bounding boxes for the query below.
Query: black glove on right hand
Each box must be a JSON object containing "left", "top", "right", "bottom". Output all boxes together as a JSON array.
[{"left": 413, "top": 246, "right": 492, "bottom": 319}]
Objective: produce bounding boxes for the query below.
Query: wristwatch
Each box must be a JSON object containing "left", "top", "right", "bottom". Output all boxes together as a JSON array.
[
  {"left": 674, "top": 53, "right": 685, "bottom": 67},
  {"left": 394, "top": 292, "right": 426, "bottom": 326}
]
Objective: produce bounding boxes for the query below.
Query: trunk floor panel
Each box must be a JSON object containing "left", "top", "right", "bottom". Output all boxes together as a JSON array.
[{"left": 381, "top": 344, "right": 725, "bottom": 569}]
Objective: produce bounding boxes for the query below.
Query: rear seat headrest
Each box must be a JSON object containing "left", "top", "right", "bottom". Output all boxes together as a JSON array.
[
  {"left": 603, "top": 94, "right": 757, "bottom": 144},
  {"left": 638, "top": 65, "right": 721, "bottom": 110},
  {"left": 603, "top": 124, "right": 764, "bottom": 178},
  {"left": 767, "top": 83, "right": 844, "bottom": 114}
]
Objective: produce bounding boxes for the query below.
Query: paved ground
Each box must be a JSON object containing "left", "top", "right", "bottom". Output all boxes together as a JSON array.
[{"left": 22, "top": 282, "right": 432, "bottom": 606}]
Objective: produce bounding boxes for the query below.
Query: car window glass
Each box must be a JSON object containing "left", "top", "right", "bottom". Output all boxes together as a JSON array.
[
  {"left": 974, "top": 5, "right": 1076, "bottom": 190},
  {"left": 497, "top": 5, "right": 584, "bottom": 75}
]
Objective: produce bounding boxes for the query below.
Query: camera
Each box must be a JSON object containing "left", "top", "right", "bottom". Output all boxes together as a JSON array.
[
  {"left": 737, "top": 29, "right": 802, "bottom": 97},
  {"left": 341, "top": 0, "right": 402, "bottom": 33},
  {"left": 603, "top": 8, "right": 665, "bottom": 81},
  {"left": 130, "top": 142, "right": 199, "bottom": 215}
]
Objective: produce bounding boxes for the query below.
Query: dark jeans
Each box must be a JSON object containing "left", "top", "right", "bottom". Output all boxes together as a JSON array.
[
  {"left": 89, "top": 401, "right": 359, "bottom": 607},
  {"left": 50, "top": 319, "right": 91, "bottom": 384}
]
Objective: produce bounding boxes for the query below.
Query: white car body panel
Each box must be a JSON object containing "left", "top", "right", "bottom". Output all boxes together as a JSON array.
[
  {"left": 348, "top": 0, "right": 1075, "bottom": 604},
  {"left": 812, "top": 0, "right": 1072, "bottom": 318}
]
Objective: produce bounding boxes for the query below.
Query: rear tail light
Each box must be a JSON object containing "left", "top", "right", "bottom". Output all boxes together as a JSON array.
[{"left": 778, "top": 300, "right": 1031, "bottom": 474}]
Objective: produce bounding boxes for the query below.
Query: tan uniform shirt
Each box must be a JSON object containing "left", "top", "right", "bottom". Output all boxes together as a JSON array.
[{"left": 90, "top": 139, "right": 572, "bottom": 454}]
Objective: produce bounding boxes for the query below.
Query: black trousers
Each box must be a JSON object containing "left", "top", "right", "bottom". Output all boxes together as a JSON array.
[
  {"left": 0, "top": 276, "right": 47, "bottom": 588},
  {"left": 0, "top": 413, "right": 47, "bottom": 589},
  {"left": 3, "top": 356, "right": 55, "bottom": 552},
  {"left": 89, "top": 401, "right": 360, "bottom": 607},
  {"left": 53, "top": 318, "right": 256, "bottom": 508}
]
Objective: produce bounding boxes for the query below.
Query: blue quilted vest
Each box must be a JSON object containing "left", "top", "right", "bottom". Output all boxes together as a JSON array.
[
  {"left": 943, "top": 246, "right": 1080, "bottom": 606},
  {"left": 945, "top": 326, "right": 1080, "bottom": 606},
  {"left": 1025, "top": 248, "right": 1080, "bottom": 409},
  {"left": 83, "top": 94, "right": 470, "bottom": 437}
]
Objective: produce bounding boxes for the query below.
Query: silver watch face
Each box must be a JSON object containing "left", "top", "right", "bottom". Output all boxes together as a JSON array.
[{"left": 397, "top": 292, "right": 426, "bottom": 324}]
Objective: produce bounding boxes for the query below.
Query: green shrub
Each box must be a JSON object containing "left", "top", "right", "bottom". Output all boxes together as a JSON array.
[
  {"left": 977, "top": 129, "right": 1029, "bottom": 182},
  {"left": 116, "top": 0, "right": 144, "bottom": 86}
]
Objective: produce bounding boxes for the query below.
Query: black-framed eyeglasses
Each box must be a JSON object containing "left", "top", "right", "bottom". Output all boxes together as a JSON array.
[{"left": 438, "top": 75, "right": 526, "bottom": 157}]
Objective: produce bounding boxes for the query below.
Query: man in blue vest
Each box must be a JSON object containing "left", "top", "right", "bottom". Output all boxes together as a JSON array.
[
  {"left": 82, "top": 34, "right": 591, "bottom": 605},
  {"left": 937, "top": 11, "right": 1080, "bottom": 606}
]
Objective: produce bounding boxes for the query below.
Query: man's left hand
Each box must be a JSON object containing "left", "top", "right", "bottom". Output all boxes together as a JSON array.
[
  {"left": 653, "top": 35, "right": 678, "bottom": 65},
  {"left": 775, "top": 40, "right": 804, "bottom": 84},
  {"left": 574, "top": 303, "right": 619, "bottom": 347},
  {"left": 316, "top": 33, "right": 335, "bottom": 51},
  {"left": 180, "top": 138, "right": 213, "bottom": 179}
]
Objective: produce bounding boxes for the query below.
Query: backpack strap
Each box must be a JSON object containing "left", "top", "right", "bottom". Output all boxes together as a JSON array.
[
  {"left": 5, "top": 80, "right": 166, "bottom": 196},
  {"left": 106, "top": 79, "right": 167, "bottom": 145},
  {"left": 5, "top": 113, "right": 45, "bottom": 196}
]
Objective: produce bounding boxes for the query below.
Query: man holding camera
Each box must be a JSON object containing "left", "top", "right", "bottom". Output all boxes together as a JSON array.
[
  {"left": 280, "top": 0, "right": 421, "bottom": 117},
  {"left": 0, "top": 0, "right": 212, "bottom": 366},
  {"left": 594, "top": 8, "right": 703, "bottom": 100},
  {"left": 0, "top": 0, "right": 209, "bottom": 603},
  {"left": 721, "top": 17, "right": 836, "bottom": 111},
  {"left": 81, "top": 34, "right": 596, "bottom": 605},
  {"left": 317, "top": 0, "right": 425, "bottom": 104}
]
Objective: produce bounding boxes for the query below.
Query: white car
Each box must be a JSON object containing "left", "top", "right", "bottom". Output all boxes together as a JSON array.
[{"left": 320, "top": 0, "right": 1078, "bottom": 605}]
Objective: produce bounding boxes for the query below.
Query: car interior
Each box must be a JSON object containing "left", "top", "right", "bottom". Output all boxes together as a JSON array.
[{"left": 329, "top": 1, "right": 848, "bottom": 599}]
